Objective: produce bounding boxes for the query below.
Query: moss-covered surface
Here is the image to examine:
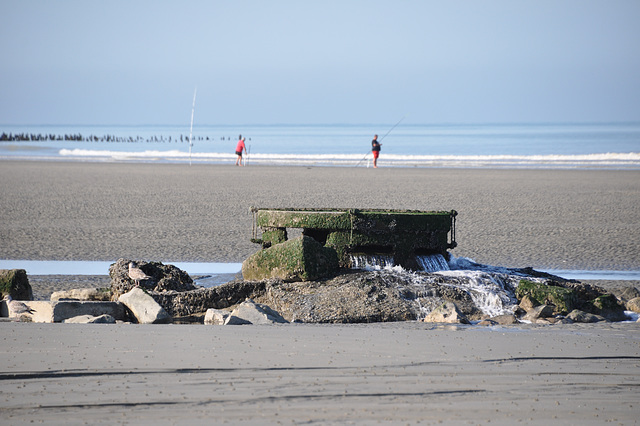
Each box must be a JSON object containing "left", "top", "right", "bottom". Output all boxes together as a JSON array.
[
  {"left": 260, "top": 227, "right": 287, "bottom": 247},
  {"left": 254, "top": 208, "right": 456, "bottom": 269},
  {"left": 242, "top": 235, "right": 339, "bottom": 282},
  {"left": 583, "top": 294, "right": 627, "bottom": 321},
  {"left": 0, "top": 269, "right": 33, "bottom": 300},
  {"left": 516, "top": 280, "right": 577, "bottom": 314}
]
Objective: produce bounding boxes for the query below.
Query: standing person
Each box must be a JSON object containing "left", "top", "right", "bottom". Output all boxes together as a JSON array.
[
  {"left": 371, "top": 134, "right": 382, "bottom": 168},
  {"left": 235, "top": 137, "right": 247, "bottom": 166}
]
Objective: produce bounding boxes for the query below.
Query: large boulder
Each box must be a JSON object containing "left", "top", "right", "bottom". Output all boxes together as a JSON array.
[
  {"left": 109, "top": 258, "right": 196, "bottom": 299},
  {"left": 585, "top": 294, "right": 627, "bottom": 322},
  {"left": 0, "top": 269, "right": 32, "bottom": 300},
  {"left": 119, "top": 287, "right": 172, "bottom": 324},
  {"left": 242, "top": 235, "right": 339, "bottom": 282},
  {"left": 224, "top": 299, "right": 288, "bottom": 325}
]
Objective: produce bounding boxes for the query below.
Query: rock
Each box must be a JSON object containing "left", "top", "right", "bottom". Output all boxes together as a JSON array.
[
  {"left": 607, "top": 286, "right": 640, "bottom": 304},
  {"left": 242, "top": 235, "right": 339, "bottom": 282},
  {"left": 204, "top": 308, "right": 230, "bottom": 325},
  {"left": 489, "top": 314, "right": 519, "bottom": 325},
  {"left": 626, "top": 297, "right": 640, "bottom": 313},
  {"left": 523, "top": 304, "right": 556, "bottom": 322},
  {"left": 224, "top": 299, "right": 288, "bottom": 325},
  {"left": 257, "top": 271, "right": 417, "bottom": 323},
  {"left": 587, "top": 294, "right": 627, "bottom": 322},
  {"left": 152, "top": 280, "right": 266, "bottom": 318},
  {"left": 119, "top": 287, "right": 172, "bottom": 324},
  {"left": 0, "top": 269, "right": 33, "bottom": 300},
  {"left": 566, "top": 309, "right": 607, "bottom": 323},
  {"left": 477, "top": 319, "right": 498, "bottom": 326},
  {"left": 2, "top": 300, "right": 127, "bottom": 323},
  {"left": 51, "top": 288, "right": 112, "bottom": 301},
  {"left": 519, "top": 295, "right": 538, "bottom": 311},
  {"left": 63, "top": 314, "right": 116, "bottom": 324},
  {"left": 423, "top": 302, "right": 470, "bottom": 324},
  {"left": 516, "top": 280, "right": 577, "bottom": 314},
  {"left": 109, "top": 258, "right": 196, "bottom": 299}
]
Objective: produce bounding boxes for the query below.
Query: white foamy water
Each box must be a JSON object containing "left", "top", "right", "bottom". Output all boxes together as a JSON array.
[
  {"left": 52, "top": 149, "right": 640, "bottom": 169},
  {"left": 2, "top": 122, "right": 639, "bottom": 169},
  {"left": 349, "top": 254, "right": 395, "bottom": 270}
]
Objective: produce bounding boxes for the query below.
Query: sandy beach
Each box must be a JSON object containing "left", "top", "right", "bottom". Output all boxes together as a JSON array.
[
  {"left": 1, "top": 161, "right": 639, "bottom": 270},
  {"left": 1, "top": 160, "right": 640, "bottom": 423},
  {"left": 1, "top": 321, "right": 639, "bottom": 424}
]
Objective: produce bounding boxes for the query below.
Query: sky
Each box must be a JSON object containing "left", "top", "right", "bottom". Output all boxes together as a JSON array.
[{"left": 1, "top": 0, "right": 640, "bottom": 126}]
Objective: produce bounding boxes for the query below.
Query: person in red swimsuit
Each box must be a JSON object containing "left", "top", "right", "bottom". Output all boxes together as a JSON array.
[
  {"left": 371, "top": 134, "right": 381, "bottom": 168},
  {"left": 235, "top": 137, "right": 247, "bottom": 166}
]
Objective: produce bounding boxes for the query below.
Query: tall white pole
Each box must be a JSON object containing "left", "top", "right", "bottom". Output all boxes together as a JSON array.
[{"left": 188, "top": 87, "right": 197, "bottom": 166}]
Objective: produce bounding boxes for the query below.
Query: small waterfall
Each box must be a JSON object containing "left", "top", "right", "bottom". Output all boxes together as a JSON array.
[
  {"left": 433, "top": 270, "right": 522, "bottom": 317},
  {"left": 350, "top": 254, "right": 394, "bottom": 270},
  {"left": 416, "top": 254, "right": 450, "bottom": 272}
]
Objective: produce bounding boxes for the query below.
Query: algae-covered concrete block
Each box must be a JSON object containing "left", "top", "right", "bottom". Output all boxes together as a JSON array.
[{"left": 242, "top": 235, "right": 339, "bottom": 282}]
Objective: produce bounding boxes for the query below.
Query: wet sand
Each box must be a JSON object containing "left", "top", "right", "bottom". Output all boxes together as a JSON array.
[
  {"left": 1, "top": 321, "right": 639, "bottom": 424},
  {"left": 1, "top": 161, "right": 640, "bottom": 423},
  {"left": 1, "top": 161, "right": 639, "bottom": 270}
]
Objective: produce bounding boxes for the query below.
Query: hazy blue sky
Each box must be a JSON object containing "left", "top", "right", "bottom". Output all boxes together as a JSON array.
[{"left": 2, "top": 0, "right": 639, "bottom": 125}]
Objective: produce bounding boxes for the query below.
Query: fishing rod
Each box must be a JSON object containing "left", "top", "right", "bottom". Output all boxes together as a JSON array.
[
  {"left": 355, "top": 116, "right": 405, "bottom": 167},
  {"left": 188, "top": 87, "right": 197, "bottom": 166}
]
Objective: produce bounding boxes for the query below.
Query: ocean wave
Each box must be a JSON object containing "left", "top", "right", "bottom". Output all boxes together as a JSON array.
[{"left": 58, "top": 149, "right": 640, "bottom": 169}]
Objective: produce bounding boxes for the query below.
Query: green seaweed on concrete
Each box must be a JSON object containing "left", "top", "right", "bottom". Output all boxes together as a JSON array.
[{"left": 242, "top": 235, "right": 339, "bottom": 282}]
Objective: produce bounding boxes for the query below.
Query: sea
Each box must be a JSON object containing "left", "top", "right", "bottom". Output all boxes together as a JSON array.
[{"left": 1, "top": 122, "right": 640, "bottom": 169}]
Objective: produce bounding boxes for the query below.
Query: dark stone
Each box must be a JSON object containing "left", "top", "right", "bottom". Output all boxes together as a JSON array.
[
  {"left": 109, "top": 258, "right": 196, "bottom": 300},
  {"left": 584, "top": 294, "right": 627, "bottom": 322},
  {"left": 151, "top": 280, "right": 266, "bottom": 317},
  {"left": 566, "top": 309, "right": 606, "bottom": 323},
  {"left": 0, "top": 269, "right": 33, "bottom": 300}
]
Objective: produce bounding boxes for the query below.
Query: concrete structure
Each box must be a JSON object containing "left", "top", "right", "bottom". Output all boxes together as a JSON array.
[{"left": 250, "top": 207, "right": 457, "bottom": 270}]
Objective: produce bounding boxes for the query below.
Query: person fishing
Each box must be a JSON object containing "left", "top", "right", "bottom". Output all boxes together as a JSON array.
[
  {"left": 371, "top": 134, "right": 382, "bottom": 168},
  {"left": 235, "top": 136, "right": 247, "bottom": 166}
]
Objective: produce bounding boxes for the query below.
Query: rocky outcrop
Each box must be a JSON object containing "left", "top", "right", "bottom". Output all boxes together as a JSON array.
[
  {"left": 109, "top": 258, "right": 196, "bottom": 299},
  {"left": 151, "top": 280, "right": 266, "bottom": 317},
  {"left": 0, "top": 269, "right": 33, "bottom": 300}
]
